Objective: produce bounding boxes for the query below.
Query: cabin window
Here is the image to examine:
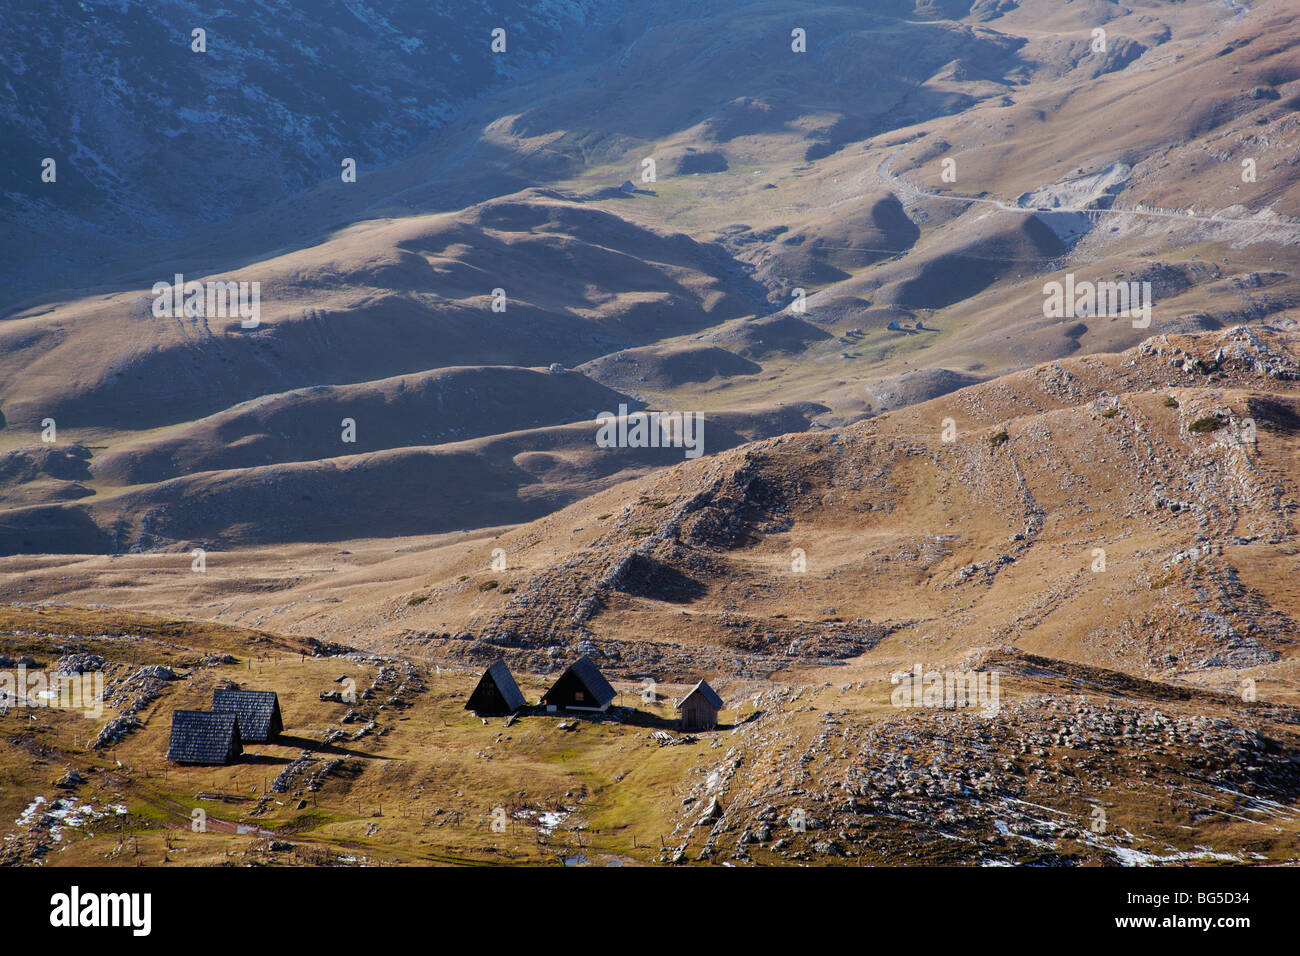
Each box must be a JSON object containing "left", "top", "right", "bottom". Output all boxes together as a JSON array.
[{"left": 574, "top": 690, "right": 586, "bottom": 702}]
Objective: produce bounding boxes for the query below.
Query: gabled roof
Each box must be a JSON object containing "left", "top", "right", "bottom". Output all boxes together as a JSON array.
[
  {"left": 568, "top": 655, "right": 617, "bottom": 706},
  {"left": 467, "top": 661, "right": 526, "bottom": 713},
  {"left": 544, "top": 654, "right": 616, "bottom": 707},
  {"left": 167, "top": 710, "right": 242, "bottom": 764},
  {"left": 678, "top": 679, "right": 723, "bottom": 711},
  {"left": 212, "top": 688, "right": 282, "bottom": 741}
]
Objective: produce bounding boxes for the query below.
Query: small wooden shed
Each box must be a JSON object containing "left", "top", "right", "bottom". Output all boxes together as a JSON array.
[
  {"left": 466, "top": 661, "right": 526, "bottom": 716},
  {"left": 212, "top": 688, "right": 283, "bottom": 742},
  {"left": 541, "top": 655, "right": 617, "bottom": 713},
  {"left": 677, "top": 680, "right": 723, "bottom": 732},
  {"left": 167, "top": 710, "right": 243, "bottom": 765}
]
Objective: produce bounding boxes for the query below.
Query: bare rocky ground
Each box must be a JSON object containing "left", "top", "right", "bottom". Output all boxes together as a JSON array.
[{"left": 667, "top": 653, "right": 1300, "bottom": 865}]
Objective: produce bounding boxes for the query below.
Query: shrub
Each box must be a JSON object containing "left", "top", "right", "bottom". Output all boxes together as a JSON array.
[
  {"left": 989, "top": 430, "right": 1009, "bottom": 448},
  {"left": 479, "top": 580, "right": 499, "bottom": 592},
  {"left": 1188, "top": 415, "right": 1224, "bottom": 433}
]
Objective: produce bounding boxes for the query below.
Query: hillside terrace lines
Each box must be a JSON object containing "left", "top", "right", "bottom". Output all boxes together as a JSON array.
[
  {"left": 1219, "top": 418, "right": 1294, "bottom": 543},
  {"left": 1189, "top": 409, "right": 1283, "bottom": 538},
  {"left": 1183, "top": 558, "right": 1295, "bottom": 667},
  {"left": 994, "top": 567, "right": 1095, "bottom": 645},
  {"left": 1169, "top": 403, "right": 1262, "bottom": 537},
  {"left": 963, "top": 404, "right": 1294, "bottom": 664},
  {"left": 459, "top": 329, "right": 1300, "bottom": 652}
]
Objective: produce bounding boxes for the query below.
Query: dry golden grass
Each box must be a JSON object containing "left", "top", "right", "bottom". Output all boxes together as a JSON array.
[{"left": 0, "top": 604, "right": 728, "bottom": 866}]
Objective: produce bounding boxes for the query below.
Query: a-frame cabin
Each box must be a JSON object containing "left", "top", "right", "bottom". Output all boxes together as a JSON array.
[
  {"left": 541, "top": 655, "right": 617, "bottom": 713},
  {"left": 466, "top": 661, "right": 526, "bottom": 716},
  {"left": 212, "top": 688, "right": 283, "bottom": 742},
  {"left": 166, "top": 710, "right": 243, "bottom": 765}
]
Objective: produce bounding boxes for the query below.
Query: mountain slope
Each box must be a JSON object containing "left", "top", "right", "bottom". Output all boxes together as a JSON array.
[
  {"left": 0, "top": 0, "right": 629, "bottom": 301},
  {"left": 366, "top": 327, "right": 1300, "bottom": 682}
]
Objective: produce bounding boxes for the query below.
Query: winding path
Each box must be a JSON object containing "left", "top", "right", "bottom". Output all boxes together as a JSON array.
[{"left": 874, "top": 148, "right": 1299, "bottom": 235}]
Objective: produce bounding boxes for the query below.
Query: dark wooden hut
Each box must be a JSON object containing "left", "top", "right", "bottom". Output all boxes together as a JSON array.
[
  {"left": 541, "top": 655, "right": 616, "bottom": 713},
  {"left": 677, "top": 680, "right": 723, "bottom": 732},
  {"left": 212, "top": 688, "right": 283, "bottom": 742},
  {"left": 466, "top": 661, "right": 526, "bottom": 716},
  {"left": 166, "top": 710, "right": 242, "bottom": 765}
]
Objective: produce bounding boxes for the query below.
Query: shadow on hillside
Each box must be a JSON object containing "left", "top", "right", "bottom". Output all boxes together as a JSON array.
[
  {"left": 595, "top": 707, "right": 680, "bottom": 731},
  {"left": 275, "top": 733, "right": 395, "bottom": 760},
  {"left": 239, "top": 752, "right": 294, "bottom": 766},
  {"left": 502, "top": 704, "right": 760, "bottom": 734}
]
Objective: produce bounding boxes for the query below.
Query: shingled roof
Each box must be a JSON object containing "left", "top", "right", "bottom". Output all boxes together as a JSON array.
[
  {"left": 212, "top": 688, "right": 283, "bottom": 742},
  {"left": 678, "top": 679, "right": 723, "bottom": 711},
  {"left": 466, "top": 661, "right": 526, "bottom": 715},
  {"left": 166, "top": 710, "right": 243, "bottom": 765},
  {"left": 542, "top": 654, "right": 617, "bottom": 709}
]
